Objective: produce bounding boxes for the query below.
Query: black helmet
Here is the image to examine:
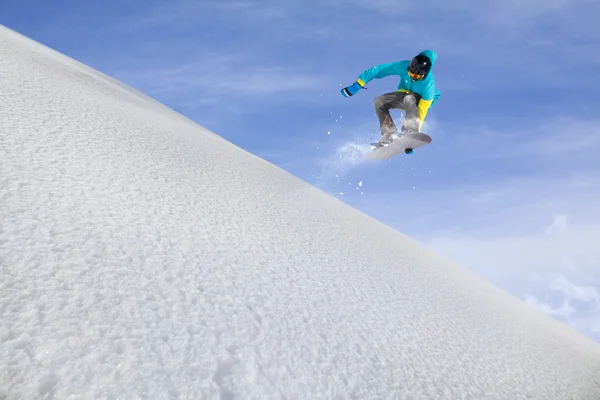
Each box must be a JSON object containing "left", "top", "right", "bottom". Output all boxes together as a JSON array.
[{"left": 408, "top": 54, "right": 431, "bottom": 78}]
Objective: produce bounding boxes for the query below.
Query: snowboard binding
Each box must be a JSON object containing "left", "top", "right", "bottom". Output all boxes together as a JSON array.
[{"left": 370, "top": 133, "right": 414, "bottom": 155}]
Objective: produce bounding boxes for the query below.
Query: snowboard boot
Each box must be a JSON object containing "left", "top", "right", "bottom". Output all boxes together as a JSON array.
[
  {"left": 370, "top": 140, "right": 388, "bottom": 149},
  {"left": 371, "top": 135, "right": 393, "bottom": 148},
  {"left": 372, "top": 116, "right": 398, "bottom": 146},
  {"left": 371, "top": 133, "right": 397, "bottom": 148}
]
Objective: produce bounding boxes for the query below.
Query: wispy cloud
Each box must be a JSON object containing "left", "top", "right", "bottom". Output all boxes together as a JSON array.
[
  {"left": 98, "top": 0, "right": 287, "bottom": 36},
  {"left": 414, "top": 116, "right": 600, "bottom": 183},
  {"left": 351, "top": 0, "right": 595, "bottom": 31},
  {"left": 113, "top": 51, "right": 325, "bottom": 110},
  {"left": 426, "top": 219, "right": 600, "bottom": 341},
  {"left": 310, "top": 115, "right": 600, "bottom": 201},
  {"left": 525, "top": 273, "right": 600, "bottom": 339},
  {"left": 546, "top": 213, "right": 568, "bottom": 235},
  {"left": 525, "top": 295, "right": 575, "bottom": 318},
  {"left": 550, "top": 275, "right": 600, "bottom": 305},
  {"left": 344, "top": 167, "right": 600, "bottom": 237}
]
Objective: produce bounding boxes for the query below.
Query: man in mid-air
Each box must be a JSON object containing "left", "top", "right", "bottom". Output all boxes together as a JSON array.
[{"left": 341, "top": 49, "right": 441, "bottom": 147}]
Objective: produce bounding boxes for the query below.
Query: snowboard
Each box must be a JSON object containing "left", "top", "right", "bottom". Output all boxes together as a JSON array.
[{"left": 364, "top": 132, "right": 432, "bottom": 160}]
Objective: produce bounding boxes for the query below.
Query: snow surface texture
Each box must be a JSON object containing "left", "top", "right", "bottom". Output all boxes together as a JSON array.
[{"left": 1, "top": 25, "right": 600, "bottom": 400}]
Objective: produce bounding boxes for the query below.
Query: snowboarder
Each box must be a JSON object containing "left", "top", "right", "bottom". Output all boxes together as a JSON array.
[{"left": 341, "top": 50, "right": 441, "bottom": 145}]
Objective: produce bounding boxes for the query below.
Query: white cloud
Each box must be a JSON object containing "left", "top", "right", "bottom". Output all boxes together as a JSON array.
[
  {"left": 114, "top": 52, "right": 324, "bottom": 106},
  {"left": 525, "top": 296, "right": 575, "bottom": 318},
  {"left": 550, "top": 276, "right": 600, "bottom": 305},
  {"left": 546, "top": 214, "right": 568, "bottom": 235},
  {"left": 349, "top": 0, "right": 593, "bottom": 30},
  {"left": 426, "top": 223, "right": 600, "bottom": 341},
  {"left": 421, "top": 116, "right": 600, "bottom": 180},
  {"left": 101, "top": 0, "right": 287, "bottom": 35},
  {"left": 524, "top": 274, "right": 600, "bottom": 339}
]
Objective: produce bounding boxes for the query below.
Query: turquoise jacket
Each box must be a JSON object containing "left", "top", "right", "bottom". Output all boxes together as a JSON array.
[{"left": 357, "top": 50, "right": 441, "bottom": 125}]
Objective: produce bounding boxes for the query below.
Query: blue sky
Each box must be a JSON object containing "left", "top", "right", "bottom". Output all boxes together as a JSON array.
[{"left": 3, "top": 0, "right": 600, "bottom": 341}]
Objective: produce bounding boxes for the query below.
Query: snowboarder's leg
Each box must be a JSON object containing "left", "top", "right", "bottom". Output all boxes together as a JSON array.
[
  {"left": 401, "top": 93, "right": 421, "bottom": 134},
  {"left": 374, "top": 91, "right": 420, "bottom": 142},
  {"left": 374, "top": 91, "right": 409, "bottom": 142}
]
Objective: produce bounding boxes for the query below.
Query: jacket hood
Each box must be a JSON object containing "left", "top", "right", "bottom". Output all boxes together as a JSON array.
[{"left": 419, "top": 49, "right": 437, "bottom": 67}]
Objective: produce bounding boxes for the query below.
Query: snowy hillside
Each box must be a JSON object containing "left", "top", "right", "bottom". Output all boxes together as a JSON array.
[{"left": 1, "top": 24, "right": 600, "bottom": 400}]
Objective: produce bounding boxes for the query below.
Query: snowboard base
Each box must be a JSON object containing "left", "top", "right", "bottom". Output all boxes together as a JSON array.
[{"left": 364, "top": 132, "right": 432, "bottom": 160}]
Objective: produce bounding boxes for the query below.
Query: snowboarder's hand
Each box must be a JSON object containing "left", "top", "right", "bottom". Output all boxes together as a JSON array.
[{"left": 341, "top": 79, "right": 365, "bottom": 97}]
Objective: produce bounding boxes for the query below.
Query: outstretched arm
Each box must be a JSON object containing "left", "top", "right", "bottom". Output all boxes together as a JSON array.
[
  {"left": 358, "top": 61, "right": 408, "bottom": 85},
  {"left": 341, "top": 61, "right": 408, "bottom": 98}
]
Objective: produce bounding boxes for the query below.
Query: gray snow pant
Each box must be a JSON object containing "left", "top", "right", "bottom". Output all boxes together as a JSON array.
[{"left": 374, "top": 91, "right": 421, "bottom": 140}]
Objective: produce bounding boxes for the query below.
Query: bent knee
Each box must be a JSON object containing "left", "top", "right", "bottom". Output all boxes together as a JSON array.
[
  {"left": 403, "top": 94, "right": 417, "bottom": 105},
  {"left": 374, "top": 94, "right": 394, "bottom": 110},
  {"left": 374, "top": 95, "right": 386, "bottom": 108}
]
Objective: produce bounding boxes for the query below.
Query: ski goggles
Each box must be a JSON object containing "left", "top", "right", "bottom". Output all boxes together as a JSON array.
[{"left": 408, "top": 70, "right": 424, "bottom": 80}]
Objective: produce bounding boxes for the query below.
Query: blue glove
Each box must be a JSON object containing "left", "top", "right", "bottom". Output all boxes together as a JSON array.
[{"left": 341, "top": 79, "right": 365, "bottom": 97}]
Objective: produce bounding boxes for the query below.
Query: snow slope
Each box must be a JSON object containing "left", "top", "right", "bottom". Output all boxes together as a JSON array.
[{"left": 1, "top": 25, "right": 600, "bottom": 400}]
